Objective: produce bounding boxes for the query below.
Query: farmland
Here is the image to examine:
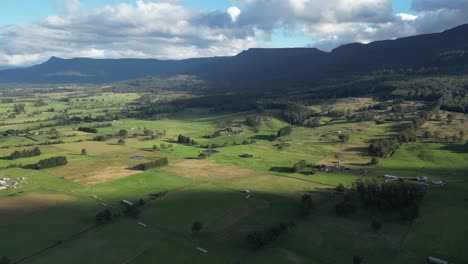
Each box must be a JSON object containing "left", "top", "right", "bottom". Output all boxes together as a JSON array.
[{"left": 0, "top": 85, "right": 466, "bottom": 264}]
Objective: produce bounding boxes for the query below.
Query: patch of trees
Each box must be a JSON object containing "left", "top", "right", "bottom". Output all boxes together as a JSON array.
[
  {"left": 354, "top": 110, "right": 376, "bottom": 122},
  {"left": 191, "top": 221, "right": 204, "bottom": 234},
  {"left": 306, "top": 117, "right": 320, "bottom": 127},
  {"left": 78, "top": 127, "right": 98, "bottom": 133},
  {"left": 35, "top": 156, "right": 68, "bottom": 169},
  {"left": 328, "top": 109, "right": 346, "bottom": 117},
  {"left": 246, "top": 221, "right": 295, "bottom": 249},
  {"left": 335, "top": 180, "right": 426, "bottom": 220},
  {"left": 277, "top": 126, "right": 292, "bottom": 137},
  {"left": 13, "top": 103, "right": 25, "bottom": 114},
  {"left": 1, "top": 98, "right": 13, "bottom": 103},
  {"left": 292, "top": 160, "right": 307, "bottom": 173},
  {"left": 369, "top": 103, "right": 439, "bottom": 157},
  {"left": 335, "top": 193, "right": 358, "bottom": 217},
  {"left": 9, "top": 147, "right": 41, "bottom": 160},
  {"left": 239, "top": 154, "right": 253, "bottom": 158},
  {"left": 177, "top": 134, "right": 197, "bottom": 145},
  {"left": 282, "top": 103, "right": 313, "bottom": 125},
  {"left": 246, "top": 115, "right": 262, "bottom": 127},
  {"left": 33, "top": 99, "right": 47, "bottom": 107},
  {"left": 135, "top": 157, "right": 169, "bottom": 170},
  {"left": 369, "top": 138, "right": 400, "bottom": 158}
]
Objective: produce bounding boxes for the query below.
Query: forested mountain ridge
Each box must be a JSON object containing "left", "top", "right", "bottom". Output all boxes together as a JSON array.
[{"left": 0, "top": 24, "right": 467, "bottom": 85}]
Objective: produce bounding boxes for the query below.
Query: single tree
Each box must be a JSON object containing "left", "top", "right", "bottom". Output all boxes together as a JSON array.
[
  {"left": 191, "top": 221, "right": 203, "bottom": 233},
  {"left": 447, "top": 114, "right": 454, "bottom": 124},
  {"left": 81, "top": 148, "right": 87, "bottom": 155},
  {"left": 338, "top": 134, "right": 350, "bottom": 143},
  {"left": 335, "top": 183, "right": 346, "bottom": 193},
  {"left": 118, "top": 129, "right": 129, "bottom": 138},
  {"left": 118, "top": 138, "right": 126, "bottom": 145}
]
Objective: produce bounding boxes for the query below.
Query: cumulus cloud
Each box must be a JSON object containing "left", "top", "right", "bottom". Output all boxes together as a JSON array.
[
  {"left": 0, "top": 0, "right": 256, "bottom": 66},
  {"left": 227, "top": 6, "right": 241, "bottom": 23},
  {"left": 0, "top": 0, "right": 467, "bottom": 67}
]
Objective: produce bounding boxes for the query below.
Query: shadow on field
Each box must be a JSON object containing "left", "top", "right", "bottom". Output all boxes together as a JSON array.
[
  {"left": 269, "top": 167, "right": 293, "bottom": 173},
  {"left": 251, "top": 134, "right": 276, "bottom": 142},
  {"left": 438, "top": 144, "right": 468, "bottom": 154},
  {"left": 344, "top": 146, "right": 369, "bottom": 156}
]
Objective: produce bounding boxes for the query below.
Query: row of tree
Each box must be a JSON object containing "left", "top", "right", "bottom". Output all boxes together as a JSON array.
[
  {"left": 9, "top": 147, "right": 41, "bottom": 160},
  {"left": 78, "top": 127, "right": 98, "bottom": 133},
  {"left": 135, "top": 157, "right": 169, "bottom": 170},
  {"left": 35, "top": 156, "right": 68, "bottom": 169}
]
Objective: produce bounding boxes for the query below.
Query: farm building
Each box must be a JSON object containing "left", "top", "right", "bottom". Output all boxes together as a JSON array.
[
  {"left": 121, "top": 200, "right": 134, "bottom": 206},
  {"left": 426, "top": 256, "right": 448, "bottom": 264}
]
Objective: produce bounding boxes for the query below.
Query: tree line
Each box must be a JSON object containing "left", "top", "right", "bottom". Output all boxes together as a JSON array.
[
  {"left": 35, "top": 156, "right": 68, "bottom": 169},
  {"left": 135, "top": 157, "right": 169, "bottom": 170},
  {"left": 78, "top": 127, "right": 98, "bottom": 133},
  {"left": 9, "top": 147, "right": 41, "bottom": 160}
]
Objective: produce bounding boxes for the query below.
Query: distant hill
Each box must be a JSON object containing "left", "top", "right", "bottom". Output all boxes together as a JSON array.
[
  {"left": 0, "top": 56, "right": 219, "bottom": 83},
  {"left": 0, "top": 24, "right": 467, "bottom": 85}
]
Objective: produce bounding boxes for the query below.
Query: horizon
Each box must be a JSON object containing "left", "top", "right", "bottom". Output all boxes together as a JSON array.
[{"left": 0, "top": 0, "right": 467, "bottom": 68}]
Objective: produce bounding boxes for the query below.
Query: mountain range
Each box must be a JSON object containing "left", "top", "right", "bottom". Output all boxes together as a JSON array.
[{"left": 1, "top": 24, "right": 467, "bottom": 85}]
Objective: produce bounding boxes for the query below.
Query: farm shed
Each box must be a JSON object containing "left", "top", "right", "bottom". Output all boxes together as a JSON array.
[
  {"left": 426, "top": 256, "right": 448, "bottom": 264},
  {"left": 121, "top": 200, "right": 134, "bottom": 206}
]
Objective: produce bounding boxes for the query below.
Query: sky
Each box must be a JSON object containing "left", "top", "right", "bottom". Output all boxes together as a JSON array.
[{"left": 0, "top": 0, "right": 467, "bottom": 67}]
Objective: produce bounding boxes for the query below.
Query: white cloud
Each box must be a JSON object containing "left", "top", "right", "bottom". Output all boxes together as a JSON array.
[
  {"left": 0, "top": 0, "right": 468, "bottom": 67},
  {"left": 396, "top": 13, "right": 418, "bottom": 22},
  {"left": 227, "top": 6, "right": 241, "bottom": 23}
]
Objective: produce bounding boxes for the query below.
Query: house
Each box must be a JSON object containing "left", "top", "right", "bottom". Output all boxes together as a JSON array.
[
  {"left": 426, "top": 256, "right": 448, "bottom": 264},
  {"left": 0, "top": 180, "right": 7, "bottom": 186}
]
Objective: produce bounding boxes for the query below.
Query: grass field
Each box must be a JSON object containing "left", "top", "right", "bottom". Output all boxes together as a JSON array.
[{"left": 0, "top": 88, "right": 466, "bottom": 264}]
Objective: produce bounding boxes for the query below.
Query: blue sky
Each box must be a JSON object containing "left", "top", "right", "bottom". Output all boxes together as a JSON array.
[{"left": 0, "top": 0, "right": 466, "bottom": 67}]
